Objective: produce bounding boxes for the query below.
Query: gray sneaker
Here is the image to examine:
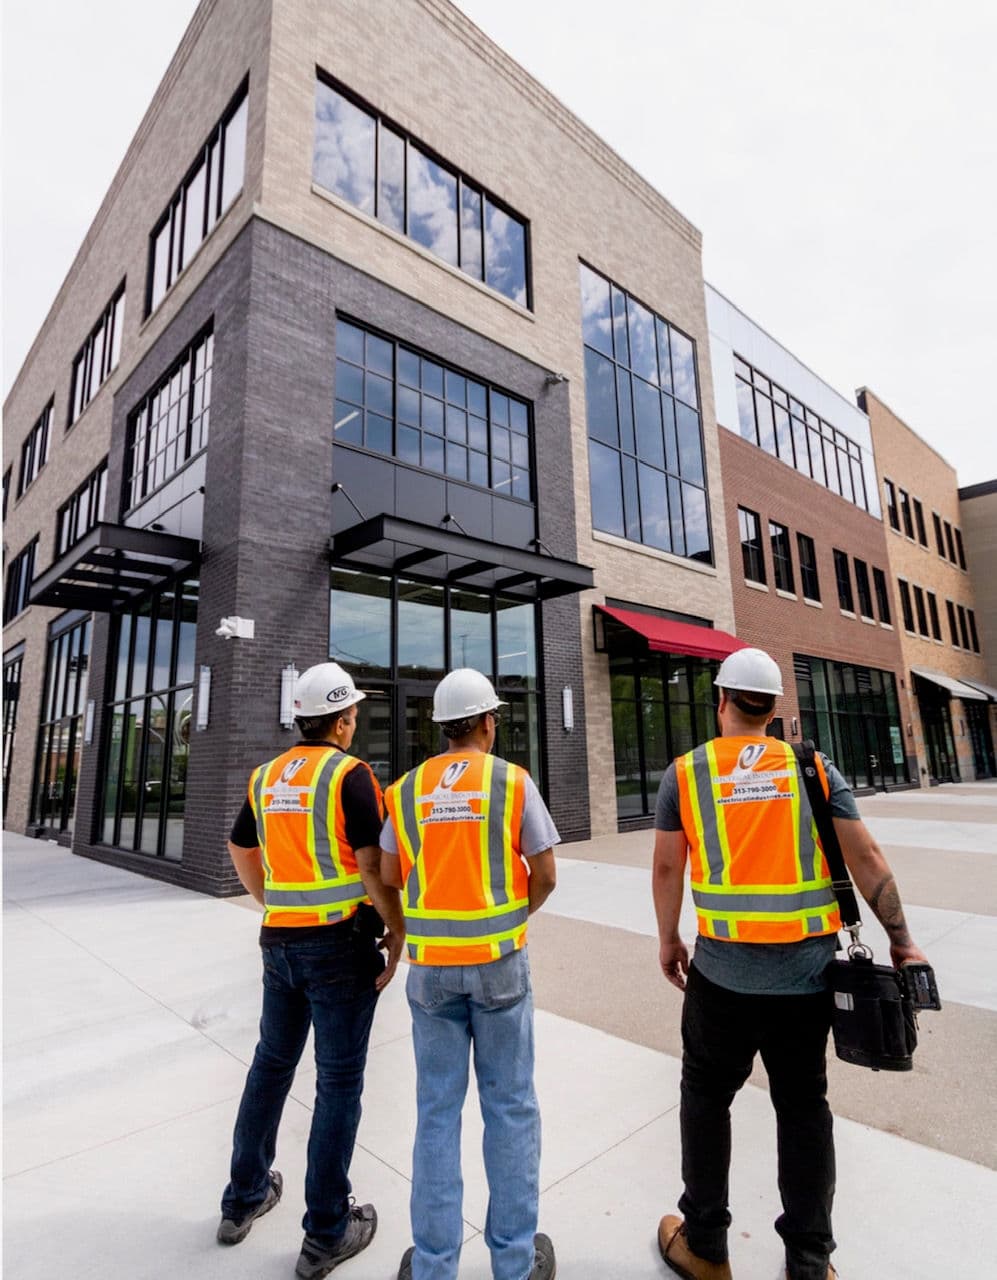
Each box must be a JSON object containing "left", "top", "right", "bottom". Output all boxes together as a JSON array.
[
  {"left": 530, "top": 1232, "right": 556, "bottom": 1279},
  {"left": 397, "top": 1245, "right": 414, "bottom": 1279},
  {"left": 295, "top": 1203, "right": 378, "bottom": 1279},
  {"left": 216, "top": 1170, "right": 283, "bottom": 1245}
]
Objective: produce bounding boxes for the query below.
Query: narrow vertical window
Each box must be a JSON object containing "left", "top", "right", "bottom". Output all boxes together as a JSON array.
[
  {"left": 797, "top": 533, "right": 820, "bottom": 602},
  {"left": 739, "top": 508, "right": 766, "bottom": 584},
  {"left": 833, "top": 549, "right": 854, "bottom": 612},
  {"left": 872, "top": 567, "right": 891, "bottom": 624},
  {"left": 898, "top": 580, "right": 915, "bottom": 632},
  {"left": 853, "top": 559, "right": 874, "bottom": 619},
  {"left": 769, "top": 521, "right": 794, "bottom": 593}
]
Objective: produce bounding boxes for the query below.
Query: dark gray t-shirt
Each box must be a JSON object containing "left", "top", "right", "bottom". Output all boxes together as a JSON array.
[{"left": 654, "top": 748, "right": 856, "bottom": 995}]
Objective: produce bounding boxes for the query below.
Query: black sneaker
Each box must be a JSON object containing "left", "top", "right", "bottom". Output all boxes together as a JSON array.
[
  {"left": 216, "top": 1170, "right": 283, "bottom": 1245},
  {"left": 397, "top": 1245, "right": 414, "bottom": 1279},
  {"left": 530, "top": 1232, "right": 556, "bottom": 1280},
  {"left": 295, "top": 1203, "right": 378, "bottom": 1279}
]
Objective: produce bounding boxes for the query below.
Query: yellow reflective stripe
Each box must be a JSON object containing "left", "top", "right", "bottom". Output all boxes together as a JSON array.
[
  {"left": 404, "top": 923, "right": 528, "bottom": 949},
  {"left": 705, "top": 740, "right": 733, "bottom": 884},
  {"left": 478, "top": 754, "right": 496, "bottom": 910},
  {"left": 782, "top": 741, "right": 806, "bottom": 883},
  {"left": 405, "top": 897, "right": 530, "bottom": 920}
]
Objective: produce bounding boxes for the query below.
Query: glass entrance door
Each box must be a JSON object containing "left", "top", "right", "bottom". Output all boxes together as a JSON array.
[{"left": 399, "top": 683, "right": 445, "bottom": 775}]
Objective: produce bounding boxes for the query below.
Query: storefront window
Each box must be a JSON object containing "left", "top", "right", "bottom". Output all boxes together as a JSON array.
[{"left": 33, "top": 617, "right": 91, "bottom": 836}]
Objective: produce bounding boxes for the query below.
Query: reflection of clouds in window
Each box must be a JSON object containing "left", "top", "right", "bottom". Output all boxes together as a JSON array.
[
  {"left": 638, "top": 463, "right": 670, "bottom": 552},
  {"left": 579, "top": 265, "right": 613, "bottom": 355},
  {"left": 669, "top": 330, "right": 698, "bottom": 408},
  {"left": 313, "top": 83, "right": 375, "bottom": 214},
  {"left": 627, "top": 298, "right": 658, "bottom": 384},
  {"left": 484, "top": 201, "right": 526, "bottom": 304},
  {"left": 682, "top": 484, "right": 711, "bottom": 561},
  {"left": 408, "top": 148, "right": 458, "bottom": 266},
  {"left": 378, "top": 126, "right": 406, "bottom": 233}
]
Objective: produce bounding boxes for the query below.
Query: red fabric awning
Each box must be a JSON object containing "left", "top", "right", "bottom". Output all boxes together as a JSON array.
[{"left": 597, "top": 605, "right": 747, "bottom": 661}]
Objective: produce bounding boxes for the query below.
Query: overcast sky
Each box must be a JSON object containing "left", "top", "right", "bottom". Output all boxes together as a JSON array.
[{"left": 4, "top": 0, "right": 995, "bottom": 484}]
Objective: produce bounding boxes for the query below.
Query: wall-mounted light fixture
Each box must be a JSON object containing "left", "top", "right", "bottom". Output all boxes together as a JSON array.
[
  {"left": 562, "top": 686, "right": 574, "bottom": 732},
  {"left": 791, "top": 716, "right": 799, "bottom": 737},
  {"left": 83, "top": 700, "right": 96, "bottom": 745},
  {"left": 280, "top": 664, "right": 299, "bottom": 729},
  {"left": 196, "top": 665, "right": 211, "bottom": 731}
]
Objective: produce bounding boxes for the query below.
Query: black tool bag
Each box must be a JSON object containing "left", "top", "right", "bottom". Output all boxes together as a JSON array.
[{"left": 793, "top": 742, "right": 918, "bottom": 1072}]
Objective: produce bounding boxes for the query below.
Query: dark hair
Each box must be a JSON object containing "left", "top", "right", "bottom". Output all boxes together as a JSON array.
[
  {"left": 295, "top": 710, "right": 348, "bottom": 741},
  {"left": 439, "top": 712, "right": 487, "bottom": 742},
  {"left": 722, "top": 688, "right": 776, "bottom": 721}
]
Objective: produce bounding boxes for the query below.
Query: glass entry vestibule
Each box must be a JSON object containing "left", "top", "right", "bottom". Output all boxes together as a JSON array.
[{"left": 330, "top": 568, "right": 542, "bottom": 790}]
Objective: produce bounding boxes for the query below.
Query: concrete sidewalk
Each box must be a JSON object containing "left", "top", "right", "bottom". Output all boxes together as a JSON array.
[{"left": 4, "top": 792, "right": 996, "bottom": 1279}]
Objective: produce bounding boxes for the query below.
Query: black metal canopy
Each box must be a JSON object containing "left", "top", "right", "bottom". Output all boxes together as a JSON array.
[
  {"left": 330, "top": 515, "right": 593, "bottom": 601},
  {"left": 29, "top": 523, "right": 201, "bottom": 613}
]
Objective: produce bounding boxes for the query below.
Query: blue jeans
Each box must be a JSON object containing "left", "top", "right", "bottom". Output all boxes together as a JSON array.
[
  {"left": 407, "top": 947, "right": 540, "bottom": 1280},
  {"left": 221, "top": 926, "right": 381, "bottom": 1245}
]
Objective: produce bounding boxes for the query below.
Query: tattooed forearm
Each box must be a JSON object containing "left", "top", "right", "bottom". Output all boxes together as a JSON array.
[{"left": 867, "top": 874, "right": 912, "bottom": 944}]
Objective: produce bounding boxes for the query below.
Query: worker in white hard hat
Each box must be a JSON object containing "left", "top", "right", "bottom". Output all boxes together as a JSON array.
[
  {"left": 373, "top": 668, "right": 558, "bottom": 1280},
  {"left": 218, "top": 661, "right": 402, "bottom": 1280},
  {"left": 652, "top": 646, "right": 927, "bottom": 1280}
]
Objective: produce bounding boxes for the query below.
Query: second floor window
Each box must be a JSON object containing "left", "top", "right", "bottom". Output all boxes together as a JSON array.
[
  {"left": 899, "top": 580, "right": 915, "bottom": 632},
  {"left": 872, "top": 566, "right": 891, "bottom": 624},
  {"left": 3, "top": 538, "right": 38, "bottom": 622},
  {"left": 912, "top": 497, "right": 927, "bottom": 546},
  {"left": 56, "top": 461, "right": 108, "bottom": 556},
  {"left": 769, "top": 521, "right": 794, "bottom": 593},
  {"left": 739, "top": 508, "right": 765, "bottom": 584},
  {"left": 797, "top": 532, "right": 820, "bottom": 601},
  {"left": 898, "top": 488, "right": 914, "bottom": 539},
  {"left": 126, "top": 329, "right": 213, "bottom": 510},
  {"left": 833, "top": 549, "right": 854, "bottom": 613},
  {"left": 314, "top": 76, "right": 529, "bottom": 308},
  {"left": 335, "top": 319, "right": 532, "bottom": 499},
  {"left": 581, "top": 263, "right": 711, "bottom": 564},
  {"left": 927, "top": 592, "right": 942, "bottom": 641},
  {"left": 933, "top": 511, "right": 945, "bottom": 556},
  {"left": 17, "top": 402, "right": 52, "bottom": 497},
  {"left": 70, "top": 285, "right": 125, "bottom": 424},
  {"left": 854, "top": 558, "right": 874, "bottom": 619},
  {"left": 912, "top": 584, "right": 929, "bottom": 637},
  {"left": 946, "top": 599, "right": 959, "bottom": 646},
  {"left": 884, "top": 478, "right": 899, "bottom": 530}
]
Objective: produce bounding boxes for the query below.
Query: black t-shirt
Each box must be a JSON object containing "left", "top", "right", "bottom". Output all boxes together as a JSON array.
[{"left": 228, "top": 743, "right": 384, "bottom": 944}]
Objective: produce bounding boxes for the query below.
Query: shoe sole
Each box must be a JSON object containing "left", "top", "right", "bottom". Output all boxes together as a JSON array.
[
  {"left": 657, "top": 1229, "right": 699, "bottom": 1280},
  {"left": 217, "top": 1174, "right": 283, "bottom": 1245}
]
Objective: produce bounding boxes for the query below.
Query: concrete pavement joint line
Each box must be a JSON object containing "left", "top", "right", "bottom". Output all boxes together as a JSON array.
[
  {"left": 536, "top": 1104, "right": 682, "bottom": 1197},
  {"left": 1, "top": 1094, "right": 237, "bottom": 1182}
]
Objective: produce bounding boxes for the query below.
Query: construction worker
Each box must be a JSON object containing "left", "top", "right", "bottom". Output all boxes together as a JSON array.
[
  {"left": 375, "top": 668, "right": 558, "bottom": 1280},
  {"left": 217, "top": 662, "right": 402, "bottom": 1280},
  {"left": 652, "top": 647, "right": 928, "bottom": 1280}
]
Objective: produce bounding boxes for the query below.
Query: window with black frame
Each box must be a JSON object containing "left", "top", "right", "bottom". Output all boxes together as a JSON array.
[
  {"left": 797, "top": 532, "right": 820, "bottom": 602},
  {"left": 334, "top": 320, "right": 532, "bottom": 498},
  {"left": 33, "top": 616, "right": 91, "bottom": 836},
  {"left": 912, "top": 585, "right": 930, "bottom": 637},
  {"left": 899, "top": 580, "right": 915, "bottom": 632},
  {"left": 769, "top": 521, "right": 794, "bottom": 593},
  {"left": 884, "top": 478, "right": 900, "bottom": 530},
  {"left": 4, "top": 538, "right": 38, "bottom": 623},
  {"left": 833, "top": 549, "right": 854, "bottom": 613},
  {"left": 872, "top": 567, "right": 891, "bottom": 624},
  {"left": 738, "top": 508, "right": 765, "bottom": 584},
  {"left": 946, "top": 598, "right": 959, "bottom": 646},
  {"left": 17, "top": 402, "right": 52, "bottom": 497},
  {"left": 927, "top": 592, "right": 942, "bottom": 641},
  {"left": 329, "top": 567, "right": 540, "bottom": 789},
  {"left": 102, "top": 581, "right": 197, "bottom": 860},
  {"left": 853, "top": 558, "right": 874, "bottom": 619},
  {"left": 3, "top": 651, "right": 23, "bottom": 817},
  {"left": 581, "top": 263, "right": 711, "bottom": 563},
  {"left": 56, "top": 460, "right": 108, "bottom": 556},
  {"left": 69, "top": 286, "right": 125, "bottom": 425},
  {"left": 314, "top": 75, "right": 529, "bottom": 307}
]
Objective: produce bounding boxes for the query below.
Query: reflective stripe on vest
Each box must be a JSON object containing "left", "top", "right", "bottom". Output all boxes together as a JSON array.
[
  {"left": 385, "top": 753, "right": 529, "bottom": 965},
  {"left": 248, "top": 746, "right": 369, "bottom": 927},
  {"left": 677, "top": 738, "right": 840, "bottom": 943}
]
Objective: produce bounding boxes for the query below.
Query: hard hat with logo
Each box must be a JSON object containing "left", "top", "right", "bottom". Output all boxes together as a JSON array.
[
  {"left": 293, "top": 662, "right": 366, "bottom": 717},
  {"left": 714, "top": 647, "right": 784, "bottom": 696},
  {"left": 432, "top": 668, "right": 507, "bottom": 723}
]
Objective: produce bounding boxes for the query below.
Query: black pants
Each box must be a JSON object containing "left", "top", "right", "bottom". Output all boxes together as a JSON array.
[{"left": 678, "top": 964, "right": 836, "bottom": 1280}]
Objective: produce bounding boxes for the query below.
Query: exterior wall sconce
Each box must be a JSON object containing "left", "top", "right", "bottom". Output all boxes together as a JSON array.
[
  {"left": 83, "top": 700, "right": 95, "bottom": 745},
  {"left": 195, "top": 665, "right": 211, "bottom": 731},
  {"left": 562, "top": 686, "right": 574, "bottom": 732},
  {"left": 907, "top": 722, "right": 914, "bottom": 738},
  {"left": 791, "top": 716, "right": 799, "bottom": 737},
  {"left": 280, "top": 663, "right": 299, "bottom": 729}
]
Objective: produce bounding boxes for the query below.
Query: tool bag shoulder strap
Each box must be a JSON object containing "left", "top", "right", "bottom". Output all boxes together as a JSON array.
[{"left": 792, "top": 741, "right": 862, "bottom": 931}]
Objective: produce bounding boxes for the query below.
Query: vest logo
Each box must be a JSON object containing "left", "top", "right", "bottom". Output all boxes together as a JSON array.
[
  {"left": 279, "top": 756, "right": 309, "bottom": 784},
  {"left": 440, "top": 759, "right": 471, "bottom": 789},
  {"left": 734, "top": 743, "right": 767, "bottom": 776}
]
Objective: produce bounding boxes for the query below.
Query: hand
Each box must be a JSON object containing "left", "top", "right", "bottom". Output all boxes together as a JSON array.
[
  {"left": 891, "top": 940, "right": 929, "bottom": 970},
  {"left": 659, "top": 939, "right": 689, "bottom": 991},
  {"left": 375, "top": 929, "right": 404, "bottom": 990}
]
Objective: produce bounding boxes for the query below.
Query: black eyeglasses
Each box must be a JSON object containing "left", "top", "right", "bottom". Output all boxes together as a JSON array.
[{"left": 489, "top": 710, "right": 503, "bottom": 727}]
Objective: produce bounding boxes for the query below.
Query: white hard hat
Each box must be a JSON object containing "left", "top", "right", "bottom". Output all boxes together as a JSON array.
[
  {"left": 432, "top": 668, "right": 506, "bottom": 723},
  {"left": 714, "top": 647, "right": 784, "bottom": 696},
  {"left": 293, "top": 662, "right": 366, "bottom": 717}
]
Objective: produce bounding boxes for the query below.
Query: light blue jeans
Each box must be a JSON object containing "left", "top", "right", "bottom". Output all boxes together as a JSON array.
[{"left": 406, "top": 947, "right": 540, "bottom": 1280}]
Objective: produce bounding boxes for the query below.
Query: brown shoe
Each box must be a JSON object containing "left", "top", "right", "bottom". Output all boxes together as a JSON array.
[{"left": 658, "top": 1215, "right": 732, "bottom": 1280}]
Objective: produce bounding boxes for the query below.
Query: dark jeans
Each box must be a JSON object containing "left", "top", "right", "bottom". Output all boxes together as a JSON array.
[
  {"left": 221, "top": 926, "right": 381, "bottom": 1246},
  {"left": 679, "top": 963, "right": 836, "bottom": 1280}
]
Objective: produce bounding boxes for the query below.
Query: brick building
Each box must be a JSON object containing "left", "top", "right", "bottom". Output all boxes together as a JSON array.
[
  {"left": 705, "top": 288, "right": 916, "bottom": 792},
  {"left": 3, "top": 0, "right": 738, "bottom": 891},
  {"left": 959, "top": 479, "right": 997, "bottom": 691}
]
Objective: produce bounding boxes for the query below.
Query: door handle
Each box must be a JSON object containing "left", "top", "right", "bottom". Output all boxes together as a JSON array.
[{"left": 869, "top": 755, "right": 879, "bottom": 769}]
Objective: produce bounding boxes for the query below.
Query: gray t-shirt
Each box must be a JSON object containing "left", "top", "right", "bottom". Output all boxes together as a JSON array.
[
  {"left": 654, "top": 746, "right": 855, "bottom": 995},
  {"left": 380, "top": 763, "right": 560, "bottom": 859}
]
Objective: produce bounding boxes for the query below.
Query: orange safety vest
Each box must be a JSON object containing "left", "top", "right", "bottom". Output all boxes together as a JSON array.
[
  {"left": 247, "top": 745, "right": 379, "bottom": 928},
  {"left": 384, "top": 752, "right": 529, "bottom": 966},
  {"left": 675, "top": 736, "right": 841, "bottom": 944}
]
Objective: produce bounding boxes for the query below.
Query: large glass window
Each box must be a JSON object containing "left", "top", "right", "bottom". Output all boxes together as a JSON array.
[
  {"left": 769, "top": 521, "right": 794, "bottom": 593},
  {"left": 125, "top": 328, "right": 213, "bottom": 510},
  {"left": 797, "top": 532, "right": 820, "bottom": 602},
  {"left": 69, "top": 285, "right": 125, "bottom": 425},
  {"left": 329, "top": 568, "right": 540, "bottom": 789},
  {"left": 3, "top": 651, "right": 23, "bottom": 817},
  {"left": 314, "top": 76, "right": 529, "bottom": 307},
  {"left": 734, "top": 355, "right": 878, "bottom": 516},
  {"left": 581, "top": 263, "right": 711, "bottom": 563},
  {"left": 833, "top": 549, "right": 854, "bottom": 613},
  {"left": 17, "top": 401, "right": 52, "bottom": 497},
  {"left": 32, "top": 616, "right": 91, "bottom": 836},
  {"left": 56, "top": 460, "right": 108, "bottom": 556},
  {"left": 102, "top": 581, "right": 197, "bottom": 860},
  {"left": 335, "top": 319, "right": 531, "bottom": 499},
  {"left": 147, "top": 80, "right": 247, "bottom": 314}
]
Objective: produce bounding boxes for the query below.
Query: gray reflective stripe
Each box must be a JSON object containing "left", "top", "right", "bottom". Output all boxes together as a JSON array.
[
  {"left": 807, "top": 916, "right": 826, "bottom": 934},
  {"left": 793, "top": 749, "right": 819, "bottom": 880},
  {"left": 251, "top": 767, "right": 266, "bottom": 844},
  {"left": 692, "top": 886, "right": 837, "bottom": 914},
  {"left": 689, "top": 747, "right": 726, "bottom": 885},
  {"left": 407, "top": 942, "right": 419, "bottom": 960},
  {"left": 712, "top": 918, "right": 731, "bottom": 939},
  {"left": 265, "top": 880, "right": 364, "bottom": 907},
  {"left": 487, "top": 756, "right": 512, "bottom": 907},
  {"left": 405, "top": 904, "right": 529, "bottom": 939},
  {"left": 397, "top": 769, "right": 423, "bottom": 914},
  {"left": 310, "top": 750, "right": 345, "bottom": 881},
  {"left": 497, "top": 937, "right": 517, "bottom": 957}
]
